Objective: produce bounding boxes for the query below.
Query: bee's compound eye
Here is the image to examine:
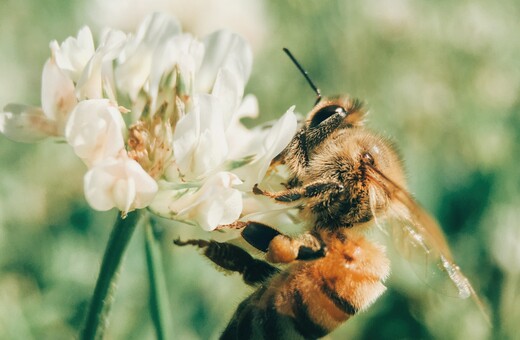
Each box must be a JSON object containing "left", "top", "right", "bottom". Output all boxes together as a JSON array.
[
  {"left": 309, "top": 105, "right": 347, "bottom": 128},
  {"left": 361, "top": 152, "right": 375, "bottom": 166}
]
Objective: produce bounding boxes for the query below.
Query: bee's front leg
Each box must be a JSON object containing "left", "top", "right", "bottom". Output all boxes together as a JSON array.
[
  {"left": 253, "top": 181, "right": 344, "bottom": 203},
  {"left": 305, "top": 107, "right": 348, "bottom": 149}
]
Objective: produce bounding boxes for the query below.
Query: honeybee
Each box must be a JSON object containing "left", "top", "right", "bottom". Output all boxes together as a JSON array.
[
  {"left": 175, "top": 49, "right": 488, "bottom": 339},
  {"left": 246, "top": 50, "right": 484, "bottom": 306}
]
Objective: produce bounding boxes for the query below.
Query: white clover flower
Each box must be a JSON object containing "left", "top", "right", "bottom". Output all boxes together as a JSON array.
[
  {"left": 1, "top": 12, "right": 298, "bottom": 229},
  {"left": 50, "top": 26, "right": 96, "bottom": 83},
  {"left": 0, "top": 26, "right": 125, "bottom": 142},
  {"left": 84, "top": 155, "right": 158, "bottom": 214},
  {"left": 65, "top": 99, "right": 126, "bottom": 167},
  {"left": 0, "top": 52, "right": 77, "bottom": 142}
]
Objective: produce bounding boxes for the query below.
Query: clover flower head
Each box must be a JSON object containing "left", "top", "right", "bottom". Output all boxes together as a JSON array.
[{"left": 0, "top": 12, "right": 297, "bottom": 229}]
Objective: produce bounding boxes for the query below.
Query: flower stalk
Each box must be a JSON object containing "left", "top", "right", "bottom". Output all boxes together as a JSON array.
[
  {"left": 145, "top": 219, "right": 174, "bottom": 340},
  {"left": 81, "top": 210, "right": 143, "bottom": 340}
]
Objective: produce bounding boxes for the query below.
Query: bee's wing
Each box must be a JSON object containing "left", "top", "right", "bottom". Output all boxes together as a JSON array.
[
  {"left": 388, "top": 193, "right": 473, "bottom": 299},
  {"left": 367, "top": 166, "right": 490, "bottom": 323}
]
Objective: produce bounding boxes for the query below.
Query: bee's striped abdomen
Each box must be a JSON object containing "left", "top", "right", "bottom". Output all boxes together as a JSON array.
[{"left": 219, "top": 233, "right": 389, "bottom": 340}]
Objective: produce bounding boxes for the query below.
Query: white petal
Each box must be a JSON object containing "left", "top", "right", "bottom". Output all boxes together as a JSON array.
[
  {"left": 172, "top": 94, "right": 228, "bottom": 178},
  {"left": 41, "top": 57, "right": 77, "bottom": 132},
  {"left": 84, "top": 160, "right": 121, "bottom": 211},
  {"left": 75, "top": 54, "right": 104, "bottom": 100},
  {"left": 215, "top": 187, "right": 243, "bottom": 225},
  {"left": 76, "top": 29, "right": 128, "bottom": 100},
  {"left": 0, "top": 104, "right": 58, "bottom": 142},
  {"left": 212, "top": 67, "right": 243, "bottom": 126},
  {"left": 113, "top": 173, "right": 136, "bottom": 214},
  {"left": 232, "top": 106, "right": 298, "bottom": 187},
  {"left": 84, "top": 156, "right": 158, "bottom": 213},
  {"left": 261, "top": 106, "right": 298, "bottom": 160},
  {"left": 123, "top": 159, "right": 158, "bottom": 209},
  {"left": 223, "top": 95, "right": 260, "bottom": 160},
  {"left": 98, "top": 28, "right": 128, "bottom": 60},
  {"left": 152, "top": 172, "right": 243, "bottom": 230},
  {"left": 51, "top": 26, "right": 95, "bottom": 82},
  {"left": 77, "top": 26, "right": 96, "bottom": 51},
  {"left": 148, "top": 33, "right": 204, "bottom": 113},
  {"left": 116, "top": 13, "right": 181, "bottom": 100},
  {"left": 196, "top": 30, "right": 252, "bottom": 93},
  {"left": 65, "top": 99, "right": 126, "bottom": 166},
  {"left": 132, "top": 12, "right": 181, "bottom": 49}
]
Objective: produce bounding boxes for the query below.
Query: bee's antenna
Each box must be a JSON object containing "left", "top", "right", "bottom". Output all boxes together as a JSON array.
[{"left": 283, "top": 48, "right": 322, "bottom": 106}]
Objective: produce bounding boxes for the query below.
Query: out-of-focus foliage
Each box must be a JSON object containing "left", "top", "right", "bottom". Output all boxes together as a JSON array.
[{"left": 1, "top": 0, "right": 519, "bottom": 339}]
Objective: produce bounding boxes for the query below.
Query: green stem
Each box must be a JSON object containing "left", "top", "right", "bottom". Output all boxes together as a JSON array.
[
  {"left": 145, "top": 219, "right": 174, "bottom": 340},
  {"left": 80, "top": 210, "right": 142, "bottom": 340}
]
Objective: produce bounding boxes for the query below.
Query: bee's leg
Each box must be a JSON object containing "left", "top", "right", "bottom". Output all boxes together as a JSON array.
[
  {"left": 239, "top": 221, "right": 282, "bottom": 252},
  {"left": 276, "top": 109, "right": 353, "bottom": 180},
  {"left": 253, "top": 181, "right": 344, "bottom": 203},
  {"left": 294, "top": 234, "right": 327, "bottom": 260},
  {"left": 174, "top": 238, "right": 279, "bottom": 286},
  {"left": 306, "top": 99, "right": 365, "bottom": 149},
  {"left": 305, "top": 107, "right": 349, "bottom": 149},
  {"left": 278, "top": 129, "right": 310, "bottom": 180},
  {"left": 266, "top": 232, "right": 326, "bottom": 263},
  {"left": 284, "top": 176, "right": 302, "bottom": 189},
  {"left": 241, "top": 222, "right": 326, "bottom": 264}
]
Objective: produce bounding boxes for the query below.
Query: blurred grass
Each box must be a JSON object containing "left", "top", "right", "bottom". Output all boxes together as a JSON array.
[{"left": 1, "top": 0, "right": 519, "bottom": 339}]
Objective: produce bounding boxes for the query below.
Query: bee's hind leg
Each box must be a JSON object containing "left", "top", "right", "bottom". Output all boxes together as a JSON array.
[
  {"left": 241, "top": 221, "right": 326, "bottom": 264},
  {"left": 174, "top": 237, "right": 279, "bottom": 286}
]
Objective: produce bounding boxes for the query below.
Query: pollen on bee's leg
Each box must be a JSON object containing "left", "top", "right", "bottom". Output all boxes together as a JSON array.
[{"left": 266, "top": 235, "right": 299, "bottom": 263}]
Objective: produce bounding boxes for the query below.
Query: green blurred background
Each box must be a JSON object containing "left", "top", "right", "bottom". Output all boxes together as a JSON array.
[{"left": 1, "top": 0, "right": 519, "bottom": 339}]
